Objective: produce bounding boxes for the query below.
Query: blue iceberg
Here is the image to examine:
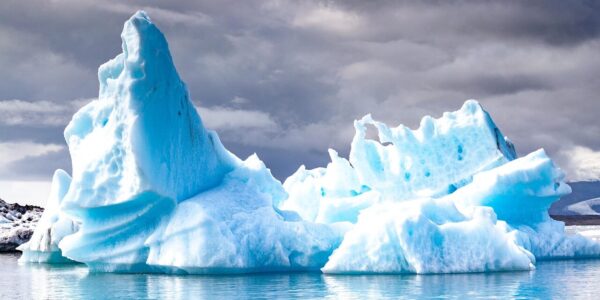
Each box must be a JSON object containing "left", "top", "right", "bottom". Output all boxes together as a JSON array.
[{"left": 18, "top": 11, "right": 600, "bottom": 274}]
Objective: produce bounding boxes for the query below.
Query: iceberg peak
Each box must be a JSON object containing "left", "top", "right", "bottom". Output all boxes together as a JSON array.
[
  {"left": 131, "top": 10, "right": 151, "bottom": 22},
  {"left": 63, "top": 10, "right": 237, "bottom": 208},
  {"left": 121, "top": 10, "right": 160, "bottom": 61}
]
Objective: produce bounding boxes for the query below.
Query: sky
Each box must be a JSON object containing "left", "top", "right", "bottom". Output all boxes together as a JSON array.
[{"left": 0, "top": 0, "right": 599, "bottom": 206}]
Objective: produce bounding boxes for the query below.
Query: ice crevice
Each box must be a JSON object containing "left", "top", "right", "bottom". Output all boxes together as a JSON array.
[{"left": 18, "top": 11, "right": 600, "bottom": 274}]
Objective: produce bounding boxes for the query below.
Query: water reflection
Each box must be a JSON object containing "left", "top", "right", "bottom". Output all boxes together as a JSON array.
[
  {"left": 2, "top": 253, "right": 600, "bottom": 299},
  {"left": 322, "top": 271, "right": 532, "bottom": 299}
]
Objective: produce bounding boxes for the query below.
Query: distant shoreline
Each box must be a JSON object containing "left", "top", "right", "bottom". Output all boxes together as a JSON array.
[{"left": 551, "top": 215, "right": 600, "bottom": 226}]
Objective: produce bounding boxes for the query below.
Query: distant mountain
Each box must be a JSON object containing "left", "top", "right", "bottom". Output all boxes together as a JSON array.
[
  {"left": 0, "top": 198, "right": 43, "bottom": 251},
  {"left": 550, "top": 181, "right": 600, "bottom": 216}
]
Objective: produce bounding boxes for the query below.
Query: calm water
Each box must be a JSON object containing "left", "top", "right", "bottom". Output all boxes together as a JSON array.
[{"left": 2, "top": 253, "right": 600, "bottom": 299}]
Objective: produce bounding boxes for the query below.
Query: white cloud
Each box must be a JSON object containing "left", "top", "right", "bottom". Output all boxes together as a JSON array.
[
  {"left": 270, "top": 121, "right": 354, "bottom": 152},
  {"left": 0, "top": 180, "right": 51, "bottom": 207},
  {"left": 0, "top": 142, "right": 64, "bottom": 206},
  {"left": 0, "top": 99, "right": 88, "bottom": 126},
  {"left": 196, "top": 105, "right": 355, "bottom": 152},
  {"left": 100, "top": 2, "right": 212, "bottom": 26},
  {"left": 196, "top": 106, "right": 278, "bottom": 131},
  {"left": 231, "top": 96, "right": 250, "bottom": 105},
  {"left": 293, "top": 4, "right": 363, "bottom": 35},
  {"left": 558, "top": 146, "right": 600, "bottom": 181},
  {"left": 0, "top": 141, "right": 64, "bottom": 167},
  {"left": 195, "top": 104, "right": 356, "bottom": 154}
]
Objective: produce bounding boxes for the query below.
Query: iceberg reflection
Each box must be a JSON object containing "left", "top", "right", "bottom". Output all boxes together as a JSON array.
[{"left": 4, "top": 254, "right": 600, "bottom": 299}]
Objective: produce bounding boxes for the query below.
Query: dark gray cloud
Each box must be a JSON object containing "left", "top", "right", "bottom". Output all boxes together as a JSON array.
[{"left": 0, "top": 0, "right": 599, "bottom": 183}]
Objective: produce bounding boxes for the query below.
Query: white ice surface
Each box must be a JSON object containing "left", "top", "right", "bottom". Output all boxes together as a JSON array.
[{"left": 18, "top": 170, "right": 76, "bottom": 262}]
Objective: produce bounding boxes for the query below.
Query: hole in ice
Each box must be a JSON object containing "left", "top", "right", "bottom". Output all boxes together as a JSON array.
[
  {"left": 456, "top": 144, "right": 464, "bottom": 160},
  {"left": 364, "top": 123, "right": 380, "bottom": 142},
  {"left": 108, "top": 161, "right": 118, "bottom": 174},
  {"left": 404, "top": 172, "right": 411, "bottom": 181},
  {"left": 351, "top": 185, "right": 372, "bottom": 196},
  {"left": 424, "top": 170, "right": 431, "bottom": 177},
  {"left": 448, "top": 184, "right": 457, "bottom": 193}
]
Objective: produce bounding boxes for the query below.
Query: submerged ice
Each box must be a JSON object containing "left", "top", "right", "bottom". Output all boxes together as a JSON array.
[{"left": 19, "top": 11, "right": 600, "bottom": 274}]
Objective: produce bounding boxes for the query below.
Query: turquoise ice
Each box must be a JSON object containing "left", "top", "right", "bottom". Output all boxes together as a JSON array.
[{"left": 18, "top": 11, "right": 600, "bottom": 274}]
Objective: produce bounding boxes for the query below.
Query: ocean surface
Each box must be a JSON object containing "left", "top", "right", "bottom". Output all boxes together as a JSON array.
[{"left": 2, "top": 226, "right": 600, "bottom": 299}]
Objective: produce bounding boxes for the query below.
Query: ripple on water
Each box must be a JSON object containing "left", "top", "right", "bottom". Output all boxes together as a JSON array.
[{"left": 2, "top": 226, "right": 600, "bottom": 299}]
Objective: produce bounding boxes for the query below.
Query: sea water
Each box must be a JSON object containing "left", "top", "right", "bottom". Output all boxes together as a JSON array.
[{"left": 2, "top": 252, "right": 600, "bottom": 299}]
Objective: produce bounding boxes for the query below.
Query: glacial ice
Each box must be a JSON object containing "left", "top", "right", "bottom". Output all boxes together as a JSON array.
[
  {"left": 62, "top": 11, "right": 236, "bottom": 209},
  {"left": 18, "top": 170, "right": 76, "bottom": 262},
  {"left": 19, "top": 11, "right": 600, "bottom": 274},
  {"left": 280, "top": 101, "right": 517, "bottom": 224}
]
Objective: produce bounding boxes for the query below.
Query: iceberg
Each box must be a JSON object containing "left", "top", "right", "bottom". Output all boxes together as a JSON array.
[
  {"left": 20, "top": 11, "right": 342, "bottom": 272},
  {"left": 321, "top": 150, "right": 600, "bottom": 274},
  {"left": 20, "top": 11, "right": 600, "bottom": 274}
]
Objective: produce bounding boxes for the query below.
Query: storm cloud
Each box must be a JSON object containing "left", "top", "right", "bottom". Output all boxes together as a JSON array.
[{"left": 0, "top": 0, "right": 599, "bottom": 204}]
